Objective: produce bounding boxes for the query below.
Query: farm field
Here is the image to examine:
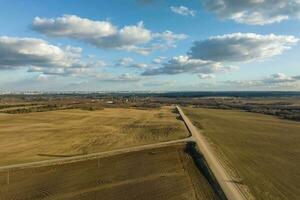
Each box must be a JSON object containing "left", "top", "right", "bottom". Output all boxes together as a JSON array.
[
  {"left": 0, "top": 107, "right": 189, "bottom": 166},
  {"left": 183, "top": 107, "right": 300, "bottom": 200},
  {"left": 0, "top": 144, "right": 219, "bottom": 200}
]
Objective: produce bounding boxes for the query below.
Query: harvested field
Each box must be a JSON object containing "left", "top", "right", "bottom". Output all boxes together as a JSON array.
[
  {"left": 0, "top": 105, "right": 44, "bottom": 112},
  {"left": 0, "top": 107, "right": 189, "bottom": 166},
  {"left": 0, "top": 144, "right": 219, "bottom": 200},
  {"left": 183, "top": 107, "right": 300, "bottom": 200}
]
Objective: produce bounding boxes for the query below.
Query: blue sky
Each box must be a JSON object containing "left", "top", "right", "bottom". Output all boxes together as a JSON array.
[{"left": 0, "top": 0, "right": 300, "bottom": 91}]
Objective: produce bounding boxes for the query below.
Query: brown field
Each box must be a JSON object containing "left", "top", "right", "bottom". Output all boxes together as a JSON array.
[
  {"left": 0, "top": 144, "right": 219, "bottom": 200},
  {"left": 0, "top": 107, "right": 189, "bottom": 166},
  {"left": 0, "top": 105, "right": 44, "bottom": 112},
  {"left": 183, "top": 107, "right": 300, "bottom": 200}
]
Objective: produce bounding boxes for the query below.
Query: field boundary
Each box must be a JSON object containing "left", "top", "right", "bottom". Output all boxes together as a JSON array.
[
  {"left": 0, "top": 137, "right": 193, "bottom": 171},
  {"left": 176, "top": 106, "right": 247, "bottom": 200}
]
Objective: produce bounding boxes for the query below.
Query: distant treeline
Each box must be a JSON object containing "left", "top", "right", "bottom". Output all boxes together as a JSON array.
[
  {"left": 0, "top": 104, "right": 105, "bottom": 114},
  {"left": 154, "top": 91, "right": 300, "bottom": 98},
  {"left": 2, "top": 91, "right": 300, "bottom": 99}
]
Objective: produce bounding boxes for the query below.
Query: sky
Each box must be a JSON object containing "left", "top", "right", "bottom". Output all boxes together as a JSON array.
[{"left": 0, "top": 0, "right": 300, "bottom": 91}]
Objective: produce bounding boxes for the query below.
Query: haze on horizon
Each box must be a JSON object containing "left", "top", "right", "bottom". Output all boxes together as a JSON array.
[{"left": 0, "top": 0, "right": 300, "bottom": 91}]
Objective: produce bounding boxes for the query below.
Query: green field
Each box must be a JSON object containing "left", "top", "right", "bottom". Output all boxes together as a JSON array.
[
  {"left": 0, "top": 107, "right": 189, "bottom": 166},
  {"left": 183, "top": 107, "right": 300, "bottom": 200}
]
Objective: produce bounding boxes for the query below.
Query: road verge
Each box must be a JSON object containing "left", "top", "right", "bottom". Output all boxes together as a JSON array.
[{"left": 176, "top": 106, "right": 247, "bottom": 200}]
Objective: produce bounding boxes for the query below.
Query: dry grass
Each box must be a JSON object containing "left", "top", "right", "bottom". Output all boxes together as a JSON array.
[
  {"left": 0, "top": 144, "right": 219, "bottom": 200},
  {"left": 183, "top": 107, "right": 300, "bottom": 200},
  {"left": 0, "top": 107, "right": 189, "bottom": 166}
]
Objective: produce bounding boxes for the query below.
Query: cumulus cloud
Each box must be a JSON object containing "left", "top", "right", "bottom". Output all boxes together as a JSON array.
[
  {"left": 115, "top": 57, "right": 134, "bottom": 66},
  {"left": 36, "top": 74, "right": 51, "bottom": 81},
  {"left": 152, "top": 56, "right": 167, "bottom": 64},
  {"left": 189, "top": 33, "right": 298, "bottom": 62},
  {"left": 93, "top": 21, "right": 152, "bottom": 48},
  {"left": 171, "top": 6, "right": 196, "bottom": 16},
  {"left": 32, "top": 15, "right": 187, "bottom": 55},
  {"left": 96, "top": 73, "right": 141, "bottom": 82},
  {"left": 224, "top": 73, "right": 300, "bottom": 88},
  {"left": 153, "top": 31, "right": 188, "bottom": 47},
  {"left": 0, "top": 36, "right": 83, "bottom": 69},
  {"left": 27, "top": 66, "right": 94, "bottom": 77},
  {"left": 115, "top": 57, "right": 149, "bottom": 69},
  {"left": 262, "top": 73, "right": 300, "bottom": 84},
  {"left": 128, "top": 63, "right": 149, "bottom": 69},
  {"left": 32, "top": 15, "right": 117, "bottom": 38},
  {"left": 0, "top": 36, "right": 107, "bottom": 77},
  {"left": 115, "top": 73, "right": 141, "bottom": 82},
  {"left": 142, "top": 55, "right": 236, "bottom": 75},
  {"left": 142, "top": 33, "right": 297, "bottom": 78},
  {"left": 204, "top": 0, "right": 300, "bottom": 25}
]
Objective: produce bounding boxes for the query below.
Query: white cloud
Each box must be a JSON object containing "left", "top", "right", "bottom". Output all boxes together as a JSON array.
[
  {"left": 171, "top": 6, "right": 196, "bottom": 16},
  {"left": 152, "top": 56, "right": 167, "bottom": 64},
  {"left": 153, "top": 31, "right": 188, "bottom": 48},
  {"left": 198, "top": 74, "right": 216, "bottom": 79},
  {"left": 116, "top": 73, "right": 141, "bottom": 82},
  {"left": 96, "top": 73, "right": 141, "bottom": 82},
  {"left": 36, "top": 74, "right": 50, "bottom": 81},
  {"left": 262, "top": 73, "right": 298, "bottom": 84},
  {"left": 115, "top": 57, "right": 149, "bottom": 69},
  {"left": 0, "top": 36, "right": 106, "bottom": 77},
  {"left": 129, "top": 63, "right": 149, "bottom": 69},
  {"left": 142, "top": 55, "right": 236, "bottom": 75},
  {"left": 142, "top": 33, "right": 297, "bottom": 78},
  {"left": 0, "top": 36, "right": 83, "bottom": 69},
  {"left": 224, "top": 73, "right": 300, "bottom": 88},
  {"left": 27, "top": 66, "right": 94, "bottom": 77},
  {"left": 32, "top": 15, "right": 187, "bottom": 55},
  {"left": 116, "top": 57, "right": 134, "bottom": 66},
  {"left": 205, "top": 0, "right": 300, "bottom": 25},
  {"left": 118, "top": 21, "right": 152, "bottom": 45},
  {"left": 32, "top": 15, "right": 117, "bottom": 38},
  {"left": 92, "top": 21, "right": 152, "bottom": 50},
  {"left": 189, "top": 33, "right": 298, "bottom": 62},
  {"left": 93, "top": 60, "right": 107, "bottom": 67}
]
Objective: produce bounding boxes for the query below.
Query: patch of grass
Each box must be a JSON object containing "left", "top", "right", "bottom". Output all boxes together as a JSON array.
[
  {"left": 0, "top": 107, "right": 189, "bottom": 166},
  {"left": 183, "top": 107, "right": 300, "bottom": 200}
]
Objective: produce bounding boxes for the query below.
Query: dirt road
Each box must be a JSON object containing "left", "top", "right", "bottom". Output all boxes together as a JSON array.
[
  {"left": 1, "top": 106, "right": 245, "bottom": 200},
  {"left": 177, "top": 106, "right": 247, "bottom": 200},
  {"left": 0, "top": 137, "right": 193, "bottom": 171}
]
